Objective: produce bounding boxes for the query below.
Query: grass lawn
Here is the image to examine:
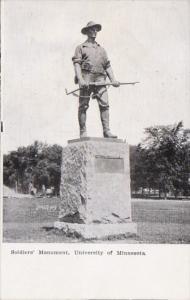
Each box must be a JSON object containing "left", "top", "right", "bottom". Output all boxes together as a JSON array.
[
  {"left": 3, "top": 197, "right": 190, "bottom": 243},
  {"left": 132, "top": 199, "right": 190, "bottom": 243}
]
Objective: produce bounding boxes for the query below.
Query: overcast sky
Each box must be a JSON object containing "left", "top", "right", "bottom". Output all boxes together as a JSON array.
[{"left": 2, "top": 0, "right": 190, "bottom": 153}]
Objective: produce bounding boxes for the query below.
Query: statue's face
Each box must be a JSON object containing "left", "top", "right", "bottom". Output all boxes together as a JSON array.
[{"left": 86, "top": 26, "right": 98, "bottom": 38}]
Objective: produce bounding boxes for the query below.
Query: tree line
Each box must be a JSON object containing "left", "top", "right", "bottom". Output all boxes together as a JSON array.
[
  {"left": 130, "top": 121, "right": 190, "bottom": 198},
  {"left": 3, "top": 122, "right": 190, "bottom": 198},
  {"left": 3, "top": 141, "right": 62, "bottom": 195}
]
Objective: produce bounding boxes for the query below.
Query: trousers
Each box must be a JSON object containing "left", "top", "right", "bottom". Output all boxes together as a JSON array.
[{"left": 79, "top": 72, "right": 109, "bottom": 112}]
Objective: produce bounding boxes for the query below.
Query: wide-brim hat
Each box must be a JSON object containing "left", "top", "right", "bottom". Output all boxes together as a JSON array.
[{"left": 81, "top": 21, "right": 102, "bottom": 35}]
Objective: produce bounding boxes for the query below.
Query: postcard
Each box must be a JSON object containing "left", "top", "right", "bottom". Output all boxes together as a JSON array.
[{"left": 1, "top": 0, "right": 190, "bottom": 299}]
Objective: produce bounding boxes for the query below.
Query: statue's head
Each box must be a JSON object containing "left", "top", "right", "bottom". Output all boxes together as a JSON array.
[{"left": 81, "top": 21, "right": 102, "bottom": 38}]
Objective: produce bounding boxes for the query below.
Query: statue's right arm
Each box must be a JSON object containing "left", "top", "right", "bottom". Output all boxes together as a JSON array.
[
  {"left": 72, "top": 45, "right": 88, "bottom": 88},
  {"left": 74, "top": 63, "right": 88, "bottom": 88}
]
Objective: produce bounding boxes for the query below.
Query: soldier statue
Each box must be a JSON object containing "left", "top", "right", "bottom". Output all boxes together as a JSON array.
[{"left": 72, "top": 21, "right": 120, "bottom": 138}]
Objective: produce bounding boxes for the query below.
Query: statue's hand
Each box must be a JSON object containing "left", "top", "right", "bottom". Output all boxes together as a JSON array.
[
  {"left": 112, "top": 81, "right": 120, "bottom": 87},
  {"left": 79, "top": 79, "right": 89, "bottom": 89}
]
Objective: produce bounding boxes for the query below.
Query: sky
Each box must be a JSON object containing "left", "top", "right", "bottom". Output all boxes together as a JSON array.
[{"left": 2, "top": 0, "right": 190, "bottom": 153}]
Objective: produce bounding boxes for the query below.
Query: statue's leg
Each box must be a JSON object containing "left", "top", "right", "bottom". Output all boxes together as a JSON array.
[
  {"left": 78, "top": 88, "right": 90, "bottom": 138},
  {"left": 95, "top": 85, "right": 117, "bottom": 138}
]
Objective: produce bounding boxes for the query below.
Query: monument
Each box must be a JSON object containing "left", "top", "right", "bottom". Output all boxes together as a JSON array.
[{"left": 54, "top": 21, "right": 137, "bottom": 240}]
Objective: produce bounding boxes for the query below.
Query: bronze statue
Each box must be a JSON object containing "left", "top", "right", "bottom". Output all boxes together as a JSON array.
[{"left": 72, "top": 21, "right": 120, "bottom": 138}]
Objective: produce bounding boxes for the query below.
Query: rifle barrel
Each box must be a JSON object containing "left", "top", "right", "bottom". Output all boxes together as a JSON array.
[
  {"left": 89, "top": 81, "right": 140, "bottom": 86},
  {"left": 119, "top": 82, "right": 140, "bottom": 85}
]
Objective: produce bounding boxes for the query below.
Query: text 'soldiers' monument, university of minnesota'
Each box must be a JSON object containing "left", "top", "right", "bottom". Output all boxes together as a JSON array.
[{"left": 54, "top": 21, "right": 137, "bottom": 239}]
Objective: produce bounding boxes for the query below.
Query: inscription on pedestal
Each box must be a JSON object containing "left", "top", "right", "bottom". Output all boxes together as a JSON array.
[{"left": 95, "top": 156, "right": 124, "bottom": 173}]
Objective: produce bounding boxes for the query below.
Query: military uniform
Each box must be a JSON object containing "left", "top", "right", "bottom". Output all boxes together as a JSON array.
[
  {"left": 72, "top": 41, "right": 111, "bottom": 111},
  {"left": 72, "top": 21, "right": 118, "bottom": 138}
]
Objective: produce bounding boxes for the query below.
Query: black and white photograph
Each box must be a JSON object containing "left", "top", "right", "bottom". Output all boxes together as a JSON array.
[
  {"left": 1, "top": 0, "right": 190, "bottom": 299},
  {"left": 2, "top": 0, "right": 190, "bottom": 244}
]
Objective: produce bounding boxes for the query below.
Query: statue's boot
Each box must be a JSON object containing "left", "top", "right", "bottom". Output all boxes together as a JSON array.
[
  {"left": 78, "top": 110, "right": 87, "bottom": 138},
  {"left": 100, "top": 108, "right": 117, "bottom": 138}
]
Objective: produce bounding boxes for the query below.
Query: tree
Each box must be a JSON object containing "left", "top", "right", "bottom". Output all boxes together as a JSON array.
[
  {"left": 3, "top": 141, "right": 62, "bottom": 195},
  {"left": 134, "top": 122, "right": 190, "bottom": 198}
]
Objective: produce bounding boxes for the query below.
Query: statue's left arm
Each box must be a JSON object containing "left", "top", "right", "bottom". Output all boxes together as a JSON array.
[
  {"left": 102, "top": 48, "right": 120, "bottom": 87},
  {"left": 106, "top": 66, "right": 120, "bottom": 87}
]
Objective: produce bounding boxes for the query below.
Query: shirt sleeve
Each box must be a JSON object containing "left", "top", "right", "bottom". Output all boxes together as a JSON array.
[
  {"left": 102, "top": 48, "right": 111, "bottom": 70},
  {"left": 72, "top": 45, "right": 82, "bottom": 64}
]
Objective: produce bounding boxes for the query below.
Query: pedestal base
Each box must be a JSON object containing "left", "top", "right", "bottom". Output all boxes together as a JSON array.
[
  {"left": 56, "top": 138, "right": 137, "bottom": 241},
  {"left": 54, "top": 221, "right": 137, "bottom": 240},
  {"left": 59, "top": 138, "right": 132, "bottom": 223}
]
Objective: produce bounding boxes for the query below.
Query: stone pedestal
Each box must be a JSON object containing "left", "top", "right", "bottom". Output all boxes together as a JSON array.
[{"left": 55, "top": 137, "right": 137, "bottom": 240}]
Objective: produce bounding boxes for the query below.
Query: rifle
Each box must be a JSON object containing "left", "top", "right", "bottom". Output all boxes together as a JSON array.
[{"left": 65, "top": 81, "right": 140, "bottom": 96}]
